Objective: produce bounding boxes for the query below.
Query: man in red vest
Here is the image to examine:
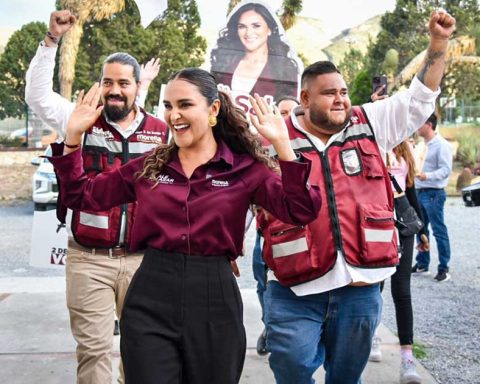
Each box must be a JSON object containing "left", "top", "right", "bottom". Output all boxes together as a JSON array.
[
  {"left": 25, "top": 10, "right": 168, "bottom": 384},
  {"left": 260, "top": 10, "right": 455, "bottom": 384}
]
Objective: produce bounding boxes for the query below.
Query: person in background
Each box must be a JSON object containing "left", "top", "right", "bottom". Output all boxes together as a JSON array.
[
  {"left": 253, "top": 95, "right": 300, "bottom": 356},
  {"left": 24, "top": 10, "right": 169, "bottom": 384},
  {"left": 259, "top": 10, "right": 455, "bottom": 384},
  {"left": 48, "top": 67, "right": 321, "bottom": 383},
  {"left": 210, "top": 0, "right": 300, "bottom": 110},
  {"left": 412, "top": 113, "right": 453, "bottom": 282}
]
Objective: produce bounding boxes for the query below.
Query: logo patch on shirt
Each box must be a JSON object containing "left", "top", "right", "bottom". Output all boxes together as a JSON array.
[
  {"left": 340, "top": 147, "right": 362, "bottom": 176},
  {"left": 136, "top": 133, "right": 163, "bottom": 144},
  {"left": 211, "top": 179, "right": 229, "bottom": 187},
  {"left": 92, "top": 126, "right": 114, "bottom": 140},
  {"left": 157, "top": 174, "right": 174, "bottom": 184}
]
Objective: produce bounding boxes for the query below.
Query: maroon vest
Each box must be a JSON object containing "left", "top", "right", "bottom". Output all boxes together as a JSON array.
[
  {"left": 60, "top": 111, "right": 168, "bottom": 249},
  {"left": 261, "top": 107, "right": 398, "bottom": 286}
]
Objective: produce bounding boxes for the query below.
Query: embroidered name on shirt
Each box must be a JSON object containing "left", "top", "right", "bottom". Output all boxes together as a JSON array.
[
  {"left": 157, "top": 174, "right": 174, "bottom": 184},
  {"left": 136, "top": 133, "right": 163, "bottom": 143},
  {"left": 212, "top": 179, "right": 229, "bottom": 187},
  {"left": 92, "top": 126, "right": 114, "bottom": 140}
]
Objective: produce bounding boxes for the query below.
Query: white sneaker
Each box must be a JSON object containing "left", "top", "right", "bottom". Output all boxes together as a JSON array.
[
  {"left": 400, "top": 359, "right": 422, "bottom": 384},
  {"left": 368, "top": 335, "right": 382, "bottom": 362}
]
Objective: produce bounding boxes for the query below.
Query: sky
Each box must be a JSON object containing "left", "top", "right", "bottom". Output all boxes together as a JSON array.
[{"left": 0, "top": 0, "right": 396, "bottom": 41}]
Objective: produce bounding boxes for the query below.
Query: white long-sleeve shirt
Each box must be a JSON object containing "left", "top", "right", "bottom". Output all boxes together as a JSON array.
[{"left": 268, "top": 76, "right": 440, "bottom": 296}]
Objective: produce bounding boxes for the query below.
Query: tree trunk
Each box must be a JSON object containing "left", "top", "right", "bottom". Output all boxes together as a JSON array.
[{"left": 59, "top": 23, "right": 84, "bottom": 100}]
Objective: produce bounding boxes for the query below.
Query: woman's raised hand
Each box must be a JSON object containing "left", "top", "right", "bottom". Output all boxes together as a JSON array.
[
  {"left": 249, "top": 94, "right": 288, "bottom": 143},
  {"left": 249, "top": 94, "right": 295, "bottom": 161}
]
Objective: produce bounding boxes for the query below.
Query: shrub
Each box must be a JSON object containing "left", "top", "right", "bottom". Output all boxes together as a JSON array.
[{"left": 456, "top": 128, "right": 480, "bottom": 168}]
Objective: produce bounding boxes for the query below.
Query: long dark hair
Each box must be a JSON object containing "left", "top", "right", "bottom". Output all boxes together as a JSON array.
[
  {"left": 210, "top": 2, "right": 296, "bottom": 73},
  {"left": 138, "top": 68, "right": 276, "bottom": 184}
]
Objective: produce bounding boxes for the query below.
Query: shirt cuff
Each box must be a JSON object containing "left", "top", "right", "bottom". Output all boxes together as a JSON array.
[
  {"left": 278, "top": 154, "right": 312, "bottom": 193},
  {"left": 46, "top": 143, "right": 84, "bottom": 182}
]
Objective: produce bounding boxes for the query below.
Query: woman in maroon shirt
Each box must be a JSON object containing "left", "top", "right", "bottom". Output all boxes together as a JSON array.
[{"left": 50, "top": 68, "right": 320, "bottom": 384}]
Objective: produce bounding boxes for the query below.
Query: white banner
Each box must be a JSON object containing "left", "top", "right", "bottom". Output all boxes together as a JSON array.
[
  {"left": 135, "top": 0, "right": 168, "bottom": 28},
  {"left": 30, "top": 209, "right": 68, "bottom": 269}
]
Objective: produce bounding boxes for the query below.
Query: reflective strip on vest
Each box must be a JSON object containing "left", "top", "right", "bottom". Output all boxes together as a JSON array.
[
  {"left": 268, "top": 122, "right": 372, "bottom": 156},
  {"left": 79, "top": 212, "right": 109, "bottom": 229},
  {"left": 268, "top": 137, "right": 312, "bottom": 156},
  {"left": 84, "top": 135, "right": 158, "bottom": 155},
  {"left": 338, "top": 122, "right": 372, "bottom": 142},
  {"left": 85, "top": 135, "right": 123, "bottom": 153},
  {"left": 272, "top": 237, "right": 308, "bottom": 258},
  {"left": 364, "top": 228, "right": 394, "bottom": 242}
]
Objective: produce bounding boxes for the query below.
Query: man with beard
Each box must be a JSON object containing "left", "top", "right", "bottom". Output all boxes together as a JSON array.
[
  {"left": 25, "top": 10, "right": 168, "bottom": 384},
  {"left": 259, "top": 10, "right": 455, "bottom": 384}
]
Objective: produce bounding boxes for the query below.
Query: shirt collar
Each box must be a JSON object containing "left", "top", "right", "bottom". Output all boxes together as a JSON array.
[
  {"left": 104, "top": 106, "right": 145, "bottom": 138},
  {"left": 168, "top": 139, "right": 235, "bottom": 176}
]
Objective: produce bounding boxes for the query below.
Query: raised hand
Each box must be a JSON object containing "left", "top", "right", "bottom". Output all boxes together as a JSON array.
[
  {"left": 370, "top": 85, "right": 388, "bottom": 102},
  {"left": 140, "top": 58, "right": 161, "bottom": 84},
  {"left": 429, "top": 10, "right": 456, "bottom": 41},
  {"left": 249, "top": 94, "right": 295, "bottom": 161},
  {"left": 49, "top": 10, "right": 76, "bottom": 39},
  {"left": 64, "top": 83, "right": 103, "bottom": 151},
  {"left": 249, "top": 94, "right": 288, "bottom": 143}
]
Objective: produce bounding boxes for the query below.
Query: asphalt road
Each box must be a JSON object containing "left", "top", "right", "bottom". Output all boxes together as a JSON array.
[{"left": 1, "top": 197, "right": 479, "bottom": 383}]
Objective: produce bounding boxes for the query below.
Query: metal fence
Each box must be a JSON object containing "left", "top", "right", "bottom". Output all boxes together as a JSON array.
[{"left": 443, "top": 101, "right": 480, "bottom": 125}]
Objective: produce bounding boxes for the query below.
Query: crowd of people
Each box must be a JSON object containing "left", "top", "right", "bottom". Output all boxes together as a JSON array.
[{"left": 25, "top": 3, "right": 456, "bottom": 384}]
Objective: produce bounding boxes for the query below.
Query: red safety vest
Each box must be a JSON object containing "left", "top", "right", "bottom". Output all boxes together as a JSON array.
[
  {"left": 260, "top": 107, "right": 398, "bottom": 286},
  {"left": 58, "top": 111, "right": 169, "bottom": 250}
]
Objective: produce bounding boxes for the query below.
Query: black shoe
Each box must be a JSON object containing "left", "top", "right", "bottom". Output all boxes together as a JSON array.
[
  {"left": 434, "top": 270, "right": 451, "bottom": 282},
  {"left": 256, "top": 328, "right": 268, "bottom": 356},
  {"left": 411, "top": 263, "right": 430, "bottom": 275},
  {"left": 114, "top": 319, "right": 120, "bottom": 336}
]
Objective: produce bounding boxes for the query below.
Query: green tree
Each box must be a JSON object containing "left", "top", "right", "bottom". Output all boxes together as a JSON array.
[
  {"left": 349, "top": 69, "right": 372, "bottom": 105},
  {"left": 338, "top": 48, "right": 365, "bottom": 88},
  {"left": 366, "top": 0, "right": 429, "bottom": 79},
  {"left": 0, "top": 22, "right": 47, "bottom": 119}
]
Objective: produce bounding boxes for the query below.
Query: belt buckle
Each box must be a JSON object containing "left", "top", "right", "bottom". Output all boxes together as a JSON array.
[
  {"left": 107, "top": 247, "right": 125, "bottom": 259},
  {"left": 108, "top": 248, "right": 119, "bottom": 259}
]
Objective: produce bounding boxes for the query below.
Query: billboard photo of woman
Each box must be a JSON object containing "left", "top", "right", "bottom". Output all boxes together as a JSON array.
[{"left": 210, "top": 0, "right": 303, "bottom": 113}]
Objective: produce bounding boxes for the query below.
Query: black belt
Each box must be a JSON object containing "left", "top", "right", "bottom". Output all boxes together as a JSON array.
[{"left": 417, "top": 187, "right": 443, "bottom": 192}]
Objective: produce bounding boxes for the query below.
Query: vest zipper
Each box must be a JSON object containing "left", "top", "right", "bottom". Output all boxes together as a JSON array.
[
  {"left": 365, "top": 217, "right": 394, "bottom": 223},
  {"left": 320, "top": 149, "right": 344, "bottom": 253},
  {"left": 119, "top": 136, "right": 130, "bottom": 246},
  {"left": 271, "top": 226, "right": 304, "bottom": 237}
]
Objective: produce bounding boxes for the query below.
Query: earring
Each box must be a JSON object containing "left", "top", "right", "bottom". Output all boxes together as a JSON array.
[{"left": 208, "top": 115, "right": 217, "bottom": 127}]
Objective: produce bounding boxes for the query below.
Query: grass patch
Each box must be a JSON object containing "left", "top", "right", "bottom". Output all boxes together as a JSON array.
[{"left": 413, "top": 342, "right": 428, "bottom": 360}]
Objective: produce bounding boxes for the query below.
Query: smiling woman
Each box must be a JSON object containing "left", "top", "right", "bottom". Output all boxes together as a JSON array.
[
  {"left": 47, "top": 66, "right": 321, "bottom": 383},
  {"left": 210, "top": 0, "right": 302, "bottom": 112}
]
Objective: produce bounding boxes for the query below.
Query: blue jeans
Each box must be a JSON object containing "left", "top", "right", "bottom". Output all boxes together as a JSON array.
[
  {"left": 416, "top": 188, "right": 451, "bottom": 272},
  {"left": 252, "top": 230, "right": 266, "bottom": 320},
  {"left": 264, "top": 282, "right": 382, "bottom": 384}
]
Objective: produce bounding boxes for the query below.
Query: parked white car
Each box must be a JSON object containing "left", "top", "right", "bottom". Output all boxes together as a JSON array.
[{"left": 31, "top": 146, "right": 58, "bottom": 210}]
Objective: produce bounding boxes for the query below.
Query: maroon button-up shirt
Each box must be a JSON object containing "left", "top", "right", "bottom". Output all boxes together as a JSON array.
[{"left": 50, "top": 140, "right": 321, "bottom": 258}]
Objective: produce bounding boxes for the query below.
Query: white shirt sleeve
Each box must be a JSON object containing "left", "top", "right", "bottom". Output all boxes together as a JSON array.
[
  {"left": 362, "top": 76, "right": 440, "bottom": 153},
  {"left": 25, "top": 43, "right": 75, "bottom": 136}
]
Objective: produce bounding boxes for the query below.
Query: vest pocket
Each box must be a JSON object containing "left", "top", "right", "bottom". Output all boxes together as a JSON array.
[
  {"left": 359, "top": 204, "right": 398, "bottom": 264},
  {"left": 357, "top": 141, "right": 384, "bottom": 179},
  {"left": 263, "top": 222, "right": 315, "bottom": 281},
  {"left": 71, "top": 208, "right": 120, "bottom": 247}
]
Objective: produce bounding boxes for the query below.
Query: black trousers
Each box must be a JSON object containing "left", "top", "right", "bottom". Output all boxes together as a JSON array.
[
  {"left": 391, "top": 233, "right": 415, "bottom": 345},
  {"left": 120, "top": 248, "right": 246, "bottom": 384}
]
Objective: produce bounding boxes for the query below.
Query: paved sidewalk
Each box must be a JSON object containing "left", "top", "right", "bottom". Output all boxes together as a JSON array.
[{"left": 0, "top": 277, "right": 438, "bottom": 383}]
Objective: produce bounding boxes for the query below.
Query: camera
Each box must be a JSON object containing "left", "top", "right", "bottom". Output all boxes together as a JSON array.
[{"left": 372, "top": 75, "right": 388, "bottom": 96}]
